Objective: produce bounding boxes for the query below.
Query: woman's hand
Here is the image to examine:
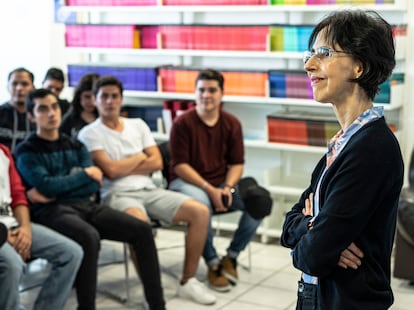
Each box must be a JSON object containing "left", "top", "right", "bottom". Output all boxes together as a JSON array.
[
  {"left": 302, "top": 193, "right": 314, "bottom": 230},
  {"left": 302, "top": 193, "right": 314, "bottom": 217},
  {"left": 338, "top": 242, "right": 364, "bottom": 269}
]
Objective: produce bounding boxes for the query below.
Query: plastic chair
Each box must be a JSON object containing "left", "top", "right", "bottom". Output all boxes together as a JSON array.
[{"left": 394, "top": 149, "right": 414, "bottom": 283}]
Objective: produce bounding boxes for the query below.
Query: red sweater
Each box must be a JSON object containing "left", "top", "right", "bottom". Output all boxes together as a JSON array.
[
  {"left": 170, "top": 109, "right": 244, "bottom": 186},
  {"left": 0, "top": 144, "right": 28, "bottom": 210}
]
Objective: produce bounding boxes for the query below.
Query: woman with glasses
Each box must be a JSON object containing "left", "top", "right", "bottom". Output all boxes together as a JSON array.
[{"left": 281, "top": 9, "right": 403, "bottom": 310}]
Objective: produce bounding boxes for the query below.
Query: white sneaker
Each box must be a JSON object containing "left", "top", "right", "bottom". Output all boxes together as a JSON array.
[{"left": 178, "top": 277, "right": 217, "bottom": 305}]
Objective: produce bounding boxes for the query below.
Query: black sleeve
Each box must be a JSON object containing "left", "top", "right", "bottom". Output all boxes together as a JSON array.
[{"left": 0, "top": 223, "right": 7, "bottom": 247}]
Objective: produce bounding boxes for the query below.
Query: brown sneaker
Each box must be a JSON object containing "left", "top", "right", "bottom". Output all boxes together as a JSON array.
[
  {"left": 207, "top": 264, "right": 232, "bottom": 292},
  {"left": 221, "top": 256, "right": 238, "bottom": 285}
]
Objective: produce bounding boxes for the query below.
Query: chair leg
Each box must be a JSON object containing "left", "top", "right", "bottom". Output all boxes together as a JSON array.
[
  {"left": 97, "top": 241, "right": 130, "bottom": 304},
  {"left": 123, "top": 243, "right": 131, "bottom": 302},
  {"left": 244, "top": 243, "right": 252, "bottom": 272}
]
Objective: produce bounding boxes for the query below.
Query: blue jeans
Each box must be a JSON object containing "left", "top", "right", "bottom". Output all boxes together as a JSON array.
[
  {"left": 169, "top": 178, "right": 262, "bottom": 266},
  {"left": 0, "top": 223, "right": 83, "bottom": 310}
]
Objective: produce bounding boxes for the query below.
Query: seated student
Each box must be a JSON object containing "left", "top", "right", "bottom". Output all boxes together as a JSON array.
[
  {"left": 61, "top": 73, "right": 100, "bottom": 138},
  {"left": 0, "top": 67, "right": 36, "bottom": 152},
  {"left": 15, "top": 89, "right": 165, "bottom": 310},
  {"left": 168, "top": 69, "right": 263, "bottom": 292},
  {"left": 78, "top": 75, "right": 216, "bottom": 305},
  {"left": 42, "top": 67, "right": 70, "bottom": 117},
  {"left": 0, "top": 143, "right": 83, "bottom": 310}
]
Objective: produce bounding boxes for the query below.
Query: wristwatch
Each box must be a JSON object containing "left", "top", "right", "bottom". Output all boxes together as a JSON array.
[{"left": 224, "top": 184, "right": 235, "bottom": 193}]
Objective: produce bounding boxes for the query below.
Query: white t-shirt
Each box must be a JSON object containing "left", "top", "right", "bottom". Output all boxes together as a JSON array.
[
  {"left": 78, "top": 117, "right": 157, "bottom": 200},
  {"left": 0, "top": 149, "right": 18, "bottom": 228},
  {"left": 0, "top": 150, "right": 12, "bottom": 209}
]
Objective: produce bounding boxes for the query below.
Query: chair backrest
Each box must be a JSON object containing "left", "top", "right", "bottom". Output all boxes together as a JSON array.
[
  {"left": 157, "top": 141, "right": 171, "bottom": 185},
  {"left": 409, "top": 149, "right": 414, "bottom": 188}
]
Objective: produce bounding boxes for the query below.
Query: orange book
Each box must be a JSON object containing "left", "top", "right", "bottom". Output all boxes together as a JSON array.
[
  {"left": 267, "top": 117, "right": 308, "bottom": 145},
  {"left": 175, "top": 69, "right": 197, "bottom": 93}
]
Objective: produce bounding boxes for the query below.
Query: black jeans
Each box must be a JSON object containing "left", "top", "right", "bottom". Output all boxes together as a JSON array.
[
  {"left": 296, "top": 280, "right": 319, "bottom": 310},
  {"left": 33, "top": 201, "right": 165, "bottom": 310}
]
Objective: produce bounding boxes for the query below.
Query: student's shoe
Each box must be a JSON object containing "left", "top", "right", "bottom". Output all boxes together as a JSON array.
[
  {"left": 221, "top": 256, "right": 238, "bottom": 285},
  {"left": 178, "top": 277, "right": 216, "bottom": 305},
  {"left": 207, "top": 264, "right": 232, "bottom": 292}
]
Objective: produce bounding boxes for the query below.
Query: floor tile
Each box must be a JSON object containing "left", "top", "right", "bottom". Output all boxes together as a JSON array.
[{"left": 18, "top": 229, "right": 414, "bottom": 310}]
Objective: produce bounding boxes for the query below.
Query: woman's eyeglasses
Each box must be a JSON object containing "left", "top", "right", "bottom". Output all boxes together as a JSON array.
[{"left": 303, "top": 46, "right": 352, "bottom": 64}]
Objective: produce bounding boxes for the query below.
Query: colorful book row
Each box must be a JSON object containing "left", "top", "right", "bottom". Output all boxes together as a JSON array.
[
  {"left": 67, "top": 0, "right": 157, "bottom": 5},
  {"left": 159, "top": 67, "right": 269, "bottom": 97},
  {"left": 66, "top": 25, "right": 270, "bottom": 51},
  {"left": 269, "top": 71, "right": 311, "bottom": 99},
  {"left": 65, "top": 24, "right": 404, "bottom": 53},
  {"left": 163, "top": 100, "right": 196, "bottom": 121},
  {"left": 143, "top": 25, "right": 269, "bottom": 51},
  {"left": 120, "top": 100, "right": 195, "bottom": 134},
  {"left": 67, "top": 64, "right": 401, "bottom": 104},
  {"left": 67, "top": 65, "right": 157, "bottom": 91},
  {"left": 267, "top": 111, "right": 340, "bottom": 146},
  {"left": 161, "top": 100, "right": 196, "bottom": 134},
  {"left": 121, "top": 105, "right": 163, "bottom": 131},
  {"left": 267, "top": 110, "right": 397, "bottom": 147},
  {"left": 66, "top": 0, "right": 266, "bottom": 5},
  {"left": 66, "top": 0, "right": 394, "bottom": 6},
  {"left": 270, "top": 0, "right": 394, "bottom": 4}
]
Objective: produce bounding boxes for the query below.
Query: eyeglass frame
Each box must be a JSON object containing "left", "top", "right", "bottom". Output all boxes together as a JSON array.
[{"left": 303, "top": 46, "right": 352, "bottom": 65}]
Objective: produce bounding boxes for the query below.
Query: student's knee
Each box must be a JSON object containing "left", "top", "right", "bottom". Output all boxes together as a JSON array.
[
  {"left": 76, "top": 227, "right": 100, "bottom": 254},
  {"left": 125, "top": 207, "right": 149, "bottom": 222},
  {"left": 129, "top": 219, "right": 154, "bottom": 240},
  {"left": 176, "top": 199, "right": 210, "bottom": 225},
  {"left": 66, "top": 241, "right": 84, "bottom": 267},
  {"left": 0, "top": 253, "right": 23, "bottom": 287},
  {"left": 193, "top": 201, "right": 210, "bottom": 220}
]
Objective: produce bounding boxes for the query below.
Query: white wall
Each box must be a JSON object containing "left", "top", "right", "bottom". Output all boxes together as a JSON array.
[{"left": 0, "top": 1, "right": 55, "bottom": 102}]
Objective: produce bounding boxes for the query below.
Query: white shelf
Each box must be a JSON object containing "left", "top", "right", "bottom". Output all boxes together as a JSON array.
[
  {"left": 267, "top": 185, "right": 303, "bottom": 197},
  {"left": 66, "top": 47, "right": 303, "bottom": 59},
  {"left": 152, "top": 132, "right": 327, "bottom": 153},
  {"left": 122, "top": 90, "right": 401, "bottom": 110},
  {"left": 60, "top": 3, "right": 407, "bottom": 14},
  {"left": 244, "top": 140, "right": 326, "bottom": 154}
]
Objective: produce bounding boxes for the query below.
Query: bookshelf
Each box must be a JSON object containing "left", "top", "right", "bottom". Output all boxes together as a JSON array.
[{"left": 58, "top": 0, "right": 409, "bottom": 242}]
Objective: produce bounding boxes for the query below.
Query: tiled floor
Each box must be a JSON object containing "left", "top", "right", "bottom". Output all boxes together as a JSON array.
[{"left": 20, "top": 228, "right": 414, "bottom": 310}]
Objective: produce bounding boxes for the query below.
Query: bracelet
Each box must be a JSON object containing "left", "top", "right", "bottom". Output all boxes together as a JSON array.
[
  {"left": 224, "top": 183, "right": 233, "bottom": 189},
  {"left": 201, "top": 181, "right": 209, "bottom": 190}
]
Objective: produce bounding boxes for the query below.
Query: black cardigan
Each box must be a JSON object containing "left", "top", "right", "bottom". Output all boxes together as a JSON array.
[{"left": 281, "top": 117, "right": 404, "bottom": 310}]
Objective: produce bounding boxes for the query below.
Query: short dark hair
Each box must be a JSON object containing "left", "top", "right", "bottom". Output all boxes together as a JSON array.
[
  {"left": 71, "top": 73, "right": 100, "bottom": 117},
  {"left": 195, "top": 69, "right": 224, "bottom": 91},
  {"left": 26, "top": 88, "right": 58, "bottom": 114},
  {"left": 43, "top": 67, "right": 65, "bottom": 83},
  {"left": 308, "top": 9, "right": 395, "bottom": 101},
  {"left": 92, "top": 75, "right": 123, "bottom": 97},
  {"left": 8, "top": 67, "right": 34, "bottom": 83}
]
